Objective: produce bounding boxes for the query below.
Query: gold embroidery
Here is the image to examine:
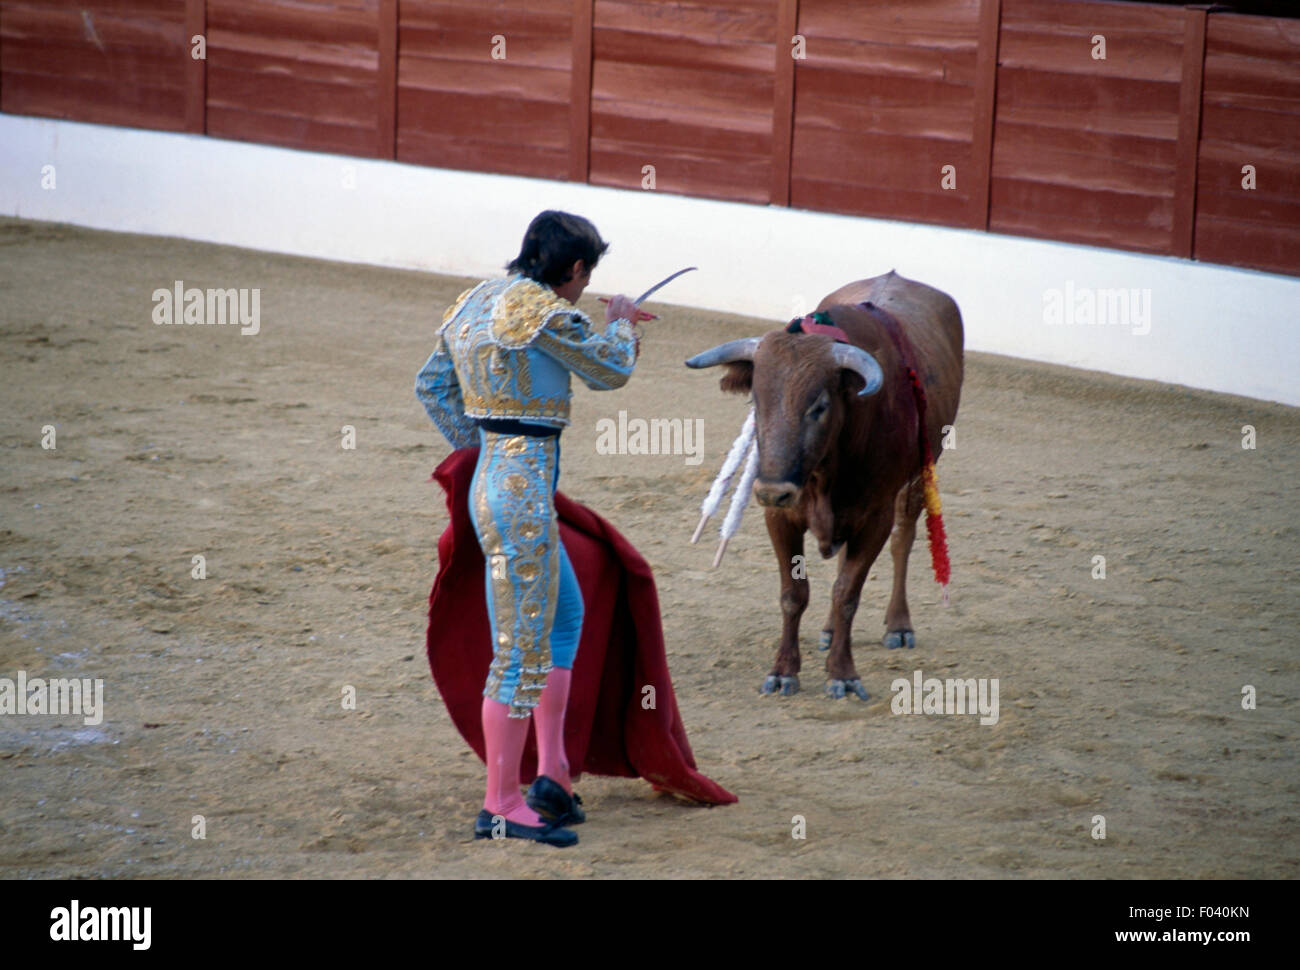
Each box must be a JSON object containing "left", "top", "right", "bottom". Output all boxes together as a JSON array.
[
  {"left": 491, "top": 278, "right": 574, "bottom": 348},
  {"left": 442, "top": 284, "right": 480, "bottom": 328},
  {"left": 471, "top": 431, "right": 562, "bottom": 718},
  {"left": 532, "top": 316, "right": 636, "bottom": 390}
]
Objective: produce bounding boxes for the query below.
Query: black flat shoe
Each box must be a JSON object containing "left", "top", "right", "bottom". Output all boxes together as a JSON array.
[
  {"left": 526, "top": 775, "right": 586, "bottom": 827},
  {"left": 473, "top": 809, "right": 577, "bottom": 847}
]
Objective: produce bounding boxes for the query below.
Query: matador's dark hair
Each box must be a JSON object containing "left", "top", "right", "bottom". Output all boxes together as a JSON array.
[{"left": 507, "top": 210, "right": 610, "bottom": 287}]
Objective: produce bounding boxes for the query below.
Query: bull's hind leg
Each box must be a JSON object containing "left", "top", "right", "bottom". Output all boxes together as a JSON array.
[
  {"left": 825, "top": 511, "right": 892, "bottom": 700},
  {"left": 884, "top": 478, "right": 925, "bottom": 649},
  {"left": 761, "top": 509, "right": 807, "bottom": 697}
]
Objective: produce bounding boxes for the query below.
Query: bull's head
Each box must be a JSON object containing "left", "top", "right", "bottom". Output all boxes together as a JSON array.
[{"left": 686, "top": 328, "right": 883, "bottom": 509}]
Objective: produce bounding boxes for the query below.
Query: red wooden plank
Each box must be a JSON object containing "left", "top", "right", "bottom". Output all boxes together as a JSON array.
[
  {"left": 792, "top": 127, "right": 975, "bottom": 196},
  {"left": 400, "top": 129, "right": 571, "bottom": 181},
  {"left": 990, "top": 177, "right": 1174, "bottom": 251},
  {"left": 402, "top": 0, "right": 571, "bottom": 36},
  {"left": 1196, "top": 185, "right": 1300, "bottom": 227},
  {"left": 402, "top": 26, "right": 571, "bottom": 70},
  {"left": 185, "top": 0, "right": 205, "bottom": 133},
  {"left": 1196, "top": 142, "right": 1300, "bottom": 210},
  {"left": 207, "top": 65, "right": 376, "bottom": 126},
  {"left": 798, "top": 0, "right": 980, "bottom": 46},
  {"left": 795, "top": 75, "right": 976, "bottom": 143},
  {"left": 594, "top": 95, "right": 773, "bottom": 138},
  {"left": 592, "top": 106, "right": 771, "bottom": 158},
  {"left": 969, "top": 0, "right": 1000, "bottom": 228},
  {"left": 2, "top": 0, "right": 179, "bottom": 14},
  {"left": 1000, "top": 0, "right": 1183, "bottom": 35},
  {"left": 772, "top": 0, "right": 797, "bottom": 205},
  {"left": 1, "top": 6, "right": 184, "bottom": 49},
  {"left": 592, "top": 0, "right": 775, "bottom": 45},
  {"left": 207, "top": 103, "right": 376, "bottom": 156},
  {"left": 1197, "top": 9, "right": 1300, "bottom": 63},
  {"left": 208, "top": 46, "right": 373, "bottom": 87},
  {"left": 796, "top": 35, "right": 978, "bottom": 85},
  {"left": 994, "top": 122, "right": 1176, "bottom": 192},
  {"left": 997, "top": 24, "right": 1183, "bottom": 82},
  {"left": 791, "top": 177, "right": 973, "bottom": 227},
  {"left": 377, "top": 0, "right": 396, "bottom": 158},
  {"left": 207, "top": 0, "right": 377, "bottom": 48},
  {"left": 2, "top": 40, "right": 186, "bottom": 87},
  {"left": 401, "top": 57, "right": 569, "bottom": 101},
  {"left": 398, "top": 88, "right": 570, "bottom": 150},
  {"left": 404, "top": 0, "right": 572, "bottom": 14},
  {"left": 1200, "top": 102, "right": 1300, "bottom": 153},
  {"left": 590, "top": 148, "right": 770, "bottom": 205},
  {"left": 594, "top": 23, "right": 773, "bottom": 74},
  {"left": 207, "top": 28, "right": 377, "bottom": 72},
  {"left": 592, "top": 60, "right": 773, "bottom": 117},
  {"left": 1, "top": 71, "right": 186, "bottom": 130},
  {"left": 1193, "top": 215, "right": 1300, "bottom": 278},
  {"left": 1174, "top": 8, "right": 1206, "bottom": 259},
  {"left": 570, "top": 0, "right": 592, "bottom": 182}
]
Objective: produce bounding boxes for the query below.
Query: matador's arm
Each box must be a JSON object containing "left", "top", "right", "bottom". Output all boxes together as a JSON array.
[
  {"left": 415, "top": 289, "right": 480, "bottom": 450},
  {"left": 532, "top": 308, "right": 638, "bottom": 391}
]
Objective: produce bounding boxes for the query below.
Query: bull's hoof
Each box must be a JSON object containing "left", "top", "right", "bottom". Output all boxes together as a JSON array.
[
  {"left": 761, "top": 675, "right": 799, "bottom": 696},
  {"left": 762, "top": 674, "right": 799, "bottom": 696},
  {"left": 883, "top": 629, "right": 916, "bottom": 650},
  {"left": 818, "top": 629, "right": 832, "bottom": 652},
  {"left": 827, "top": 679, "right": 870, "bottom": 701}
]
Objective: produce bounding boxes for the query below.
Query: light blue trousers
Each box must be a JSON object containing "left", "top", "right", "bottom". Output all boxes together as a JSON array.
[{"left": 470, "top": 429, "right": 584, "bottom": 717}]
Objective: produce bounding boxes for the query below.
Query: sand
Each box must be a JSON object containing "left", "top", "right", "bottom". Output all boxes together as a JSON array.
[{"left": 0, "top": 215, "right": 1295, "bottom": 878}]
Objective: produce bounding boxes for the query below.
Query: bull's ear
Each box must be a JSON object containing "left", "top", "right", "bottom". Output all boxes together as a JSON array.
[{"left": 720, "top": 361, "right": 753, "bottom": 395}]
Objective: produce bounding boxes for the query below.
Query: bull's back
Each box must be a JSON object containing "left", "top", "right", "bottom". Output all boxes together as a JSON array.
[{"left": 817, "top": 270, "right": 964, "bottom": 448}]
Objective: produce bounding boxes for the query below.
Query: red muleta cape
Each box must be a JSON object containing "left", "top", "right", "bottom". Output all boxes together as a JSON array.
[{"left": 425, "top": 448, "right": 737, "bottom": 806}]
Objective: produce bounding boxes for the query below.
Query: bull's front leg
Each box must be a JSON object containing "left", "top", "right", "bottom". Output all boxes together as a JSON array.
[
  {"left": 761, "top": 508, "right": 807, "bottom": 697},
  {"left": 825, "top": 512, "right": 892, "bottom": 700}
]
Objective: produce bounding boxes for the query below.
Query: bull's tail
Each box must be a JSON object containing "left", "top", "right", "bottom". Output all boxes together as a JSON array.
[
  {"left": 921, "top": 460, "right": 951, "bottom": 605},
  {"left": 908, "top": 366, "right": 952, "bottom": 604}
]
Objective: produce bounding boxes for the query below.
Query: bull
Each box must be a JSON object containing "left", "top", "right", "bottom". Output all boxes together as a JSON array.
[{"left": 685, "top": 271, "right": 963, "bottom": 699}]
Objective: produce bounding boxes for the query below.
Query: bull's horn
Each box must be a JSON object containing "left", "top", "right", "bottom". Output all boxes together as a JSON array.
[
  {"left": 684, "top": 337, "right": 761, "bottom": 369},
  {"left": 830, "top": 343, "right": 884, "bottom": 397}
]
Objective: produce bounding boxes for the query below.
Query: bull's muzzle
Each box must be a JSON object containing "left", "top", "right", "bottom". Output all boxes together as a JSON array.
[{"left": 753, "top": 479, "right": 800, "bottom": 508}]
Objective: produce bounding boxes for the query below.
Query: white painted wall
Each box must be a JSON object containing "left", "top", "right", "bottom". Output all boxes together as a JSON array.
[{"left": 2, "top": 113, "right": 1296, "bottom": 406}]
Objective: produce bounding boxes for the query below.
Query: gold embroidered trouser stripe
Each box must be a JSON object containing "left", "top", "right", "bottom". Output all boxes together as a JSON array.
[{"left": 470, "top": 430, "right": 561, "bottom": 718}]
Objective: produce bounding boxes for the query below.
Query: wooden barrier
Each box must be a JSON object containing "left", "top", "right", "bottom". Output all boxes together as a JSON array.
[
  {"left": 1194, "top": 12, "right": 1300, "bottom": 277},
  {"left": 0, "top": 0, "right": 1296, "bottom": 277},
  {"left": 0, "top": 0, "right": 189, "bottom": 131},
  {"left": 588, "top": 0, "right": 777, "bottom": 203},
  {"left": 204, "top": 0, "right": 380, "bottom": 157},
  {"left": 789, "top": 0, "right": 983, "bottom": 228}
]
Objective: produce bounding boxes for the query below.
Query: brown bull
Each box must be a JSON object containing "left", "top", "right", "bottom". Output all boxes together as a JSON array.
[{"left": 686, "top": 271, "right": 964, "bottom": 699}]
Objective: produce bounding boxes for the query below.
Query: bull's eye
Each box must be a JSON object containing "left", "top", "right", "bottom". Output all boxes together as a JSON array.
[{"left": 806, "top": 390, "right": 830, "bottom": 422}]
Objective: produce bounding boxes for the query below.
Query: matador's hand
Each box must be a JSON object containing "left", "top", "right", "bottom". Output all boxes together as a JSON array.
[{"left": 604, "top": 294, "right": 640, "bottom": 325}]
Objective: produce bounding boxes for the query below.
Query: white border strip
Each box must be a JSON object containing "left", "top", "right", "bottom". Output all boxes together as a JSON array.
[{"left": 2, "top": 113, "right": 1296, "bottom": 406}]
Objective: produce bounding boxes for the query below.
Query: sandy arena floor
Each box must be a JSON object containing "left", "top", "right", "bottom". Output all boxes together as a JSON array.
[{"left": 0, "top": 216, "right": 1296, "bottom": 878}]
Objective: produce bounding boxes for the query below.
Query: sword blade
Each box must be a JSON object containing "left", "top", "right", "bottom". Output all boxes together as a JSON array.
[{"left": 634, "top": 266, "right": 697, "bottom": 306}]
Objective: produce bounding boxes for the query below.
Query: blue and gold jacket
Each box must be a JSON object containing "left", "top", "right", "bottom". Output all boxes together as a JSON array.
[{"left": 415, "top": 274, "right": 638, "bottom": 448}]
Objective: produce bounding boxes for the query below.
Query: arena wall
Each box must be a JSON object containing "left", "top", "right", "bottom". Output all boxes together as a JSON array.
[
  {"left": 2, "top": 111, "right": 1296, "bottom": 407},
  {"left": 1, "top": 1, "right": 1298, "bottom": 278}
]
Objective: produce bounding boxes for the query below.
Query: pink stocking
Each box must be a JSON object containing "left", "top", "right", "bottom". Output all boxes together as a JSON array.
[
  {"left": 534, "top": 667, "right": 573, "bottom": 794},
  {"left": 481, "top": 697, "right": 543, "bottom": 825}
]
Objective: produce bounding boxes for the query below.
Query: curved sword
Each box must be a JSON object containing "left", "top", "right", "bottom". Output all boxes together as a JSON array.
[{"left": 634, "top": 266, "right": 697, "bottom": 306}]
